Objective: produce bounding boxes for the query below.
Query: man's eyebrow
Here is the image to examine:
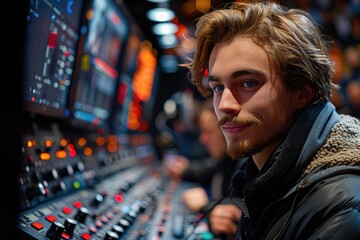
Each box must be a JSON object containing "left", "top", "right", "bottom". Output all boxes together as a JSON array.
[{"left": 208, "top": 69, "right": 265, "bottom": 83}]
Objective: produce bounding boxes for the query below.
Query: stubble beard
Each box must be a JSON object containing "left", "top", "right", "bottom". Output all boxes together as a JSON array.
[
  {"left": 226, "top": 139, "right": 262, "bottom": 160},
  {"left": 225, "top": 130, "right": 287, "bottom": 160},
  {"left": 218, "top": 113, "right": 290, "bottom": 161}
]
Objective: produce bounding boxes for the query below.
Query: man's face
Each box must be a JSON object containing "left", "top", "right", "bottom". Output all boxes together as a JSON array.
[{"left": 208, "top": 36, "right": 301, "bottom": 168}]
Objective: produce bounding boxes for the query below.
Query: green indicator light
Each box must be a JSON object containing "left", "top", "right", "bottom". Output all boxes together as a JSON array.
[{"left": 73, "top": 181, "right": 80, "bottom": 189}]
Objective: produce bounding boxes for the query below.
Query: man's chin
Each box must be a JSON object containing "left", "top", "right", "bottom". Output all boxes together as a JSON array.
[{"left": 227, "top": 142, "right": 253, "bottom": 160}]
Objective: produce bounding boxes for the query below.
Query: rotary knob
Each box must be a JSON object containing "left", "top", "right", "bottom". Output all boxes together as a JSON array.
[
  {"left": 46, "top": 221, "right": 65, "bottom": 240},
  {"left": 74, "top": 207, "right": 90, "bottom": 223},
  {"left": 63, "top": 218, "right": 77, "bottom": 236}
]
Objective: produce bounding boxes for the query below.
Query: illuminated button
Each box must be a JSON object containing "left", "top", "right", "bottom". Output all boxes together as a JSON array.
[
  {"left": 55, "top": 149, "right": 67, "bottom": 158},
  {"left": 31, "top": 221, "right": 44, "bottom": 230},
  {"left": 40, "top": 152, "right": 51, "bottom": 161},
  {"left": 62, "top": 207, "right": 72, "bottom": 215},
  {"left": 114, "top": 194, "right": 123, "bottom": 203},
  {"left": 81, "top": 232, "right": 92, "bottom": 240},
  {"left": 45, "top": 215, "right": 57, "bottom": 223},
  {"left": 73, "top": 181, "right": 81, "bottom": 189},
  {"left": 73, "top": 201, "right": 82, "bottom": 209},
  {"left": 61, "top": 232, "right": 70, "bottom": 240}
]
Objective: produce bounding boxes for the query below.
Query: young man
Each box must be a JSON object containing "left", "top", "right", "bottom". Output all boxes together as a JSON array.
[{"left": 185, "top": 1, "right": 360, "bottom": 239}]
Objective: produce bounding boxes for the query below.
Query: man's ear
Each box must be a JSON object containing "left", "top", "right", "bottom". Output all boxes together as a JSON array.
[{"left": 295, "top": 83, "right": 315, "bottom": 108}]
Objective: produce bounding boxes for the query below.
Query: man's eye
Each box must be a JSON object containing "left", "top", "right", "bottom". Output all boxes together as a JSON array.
[
  {"left": 242, "top": 81, "right": 257, "bottom": 88},
  {"left": 211, "top": 85, "right": 224, "bottom": 92}
]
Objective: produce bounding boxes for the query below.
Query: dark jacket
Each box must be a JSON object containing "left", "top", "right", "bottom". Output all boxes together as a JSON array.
[{"left": 229, "top": 101, "right": 360, "bottom": 240}]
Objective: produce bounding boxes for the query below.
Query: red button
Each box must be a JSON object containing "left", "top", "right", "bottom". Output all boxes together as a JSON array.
[
  {"left": 73, "top": 201, "right": 82, "bottom": 209},
  {"left": 114, "top": 194, "right": 123, "bottom": 203},
  {"left": 31, "top": 221, "right": 44, "bottom": 230},
  {"left": 62, "top": 207, "right": 72, "bottom": 215},
  {"left": 45, "top": 215, "right": 56, "bottom": 222},
  {"left": 81, "top": 233, "right": 92, "bottom": 240},
  {"left": 61, "top": 232, "right": 70, "bottom": 239}
]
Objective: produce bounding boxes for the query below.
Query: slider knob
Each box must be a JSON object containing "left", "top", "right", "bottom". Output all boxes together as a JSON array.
[
  {"left": 74, "top": 207, "right": 90, "bottom": 223},
  {"left": 46, "top": 221, "right": 65, "bottom": 240}
]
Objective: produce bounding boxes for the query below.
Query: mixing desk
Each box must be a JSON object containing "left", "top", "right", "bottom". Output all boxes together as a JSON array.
[{"left": 18, "top": 164, "right": 214, "bottom": 240}]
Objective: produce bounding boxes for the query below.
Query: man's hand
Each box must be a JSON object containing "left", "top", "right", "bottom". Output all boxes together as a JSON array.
[
  {"left": 209, "top": 204, "right": 242, "bottom": 237},
  {"left": 163, "top": 154, "right": 190, "bottom": 179},
  {"left": 181, "top": 187, "right": 209, "bottom": 212}
]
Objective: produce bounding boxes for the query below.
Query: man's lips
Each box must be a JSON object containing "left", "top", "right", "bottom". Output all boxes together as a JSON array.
[{"left": 221, "top": 123, "right": 251, "bottom": 134}]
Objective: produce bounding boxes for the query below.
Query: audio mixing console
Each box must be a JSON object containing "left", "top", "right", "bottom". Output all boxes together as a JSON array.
[
  {"left": 17, "top": 126, "right": 214, "bottom": 240},
  {"left": 18, "top": 165, "right": 213, "bottom": 240}
]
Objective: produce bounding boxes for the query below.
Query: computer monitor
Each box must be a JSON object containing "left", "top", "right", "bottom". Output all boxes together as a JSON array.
[
  {"left": 23, "top": 0, "right": 85, "bottom": 119},
  {"left": 68, "top": 0, "right": 130, "bottom": 131},
  {"left": 111, "top": 25, "right": 141, "bottom": 133},
  {"left": 112, "top": 30, "right": 159, "bottom": 133}
]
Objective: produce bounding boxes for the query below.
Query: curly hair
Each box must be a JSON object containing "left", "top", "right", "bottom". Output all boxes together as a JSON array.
[{"left": 184, "top": 1, "right": 334, "bottom": 102}]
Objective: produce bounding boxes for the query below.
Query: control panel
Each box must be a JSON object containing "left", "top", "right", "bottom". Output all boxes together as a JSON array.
[{"left": 17, "top": 123, "right": 213, "bottom": 239}]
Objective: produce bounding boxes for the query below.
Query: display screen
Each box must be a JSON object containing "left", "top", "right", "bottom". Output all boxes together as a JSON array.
[
  {"left": 112, "top": 26, "right": 141, "bottom": 133},
  {"left": 23, "top": 0, "right": 85, "bottom": 118},
  {"left": 112, "top": 36, "right": 159, "bottom": 133},
  {"left": 69, "top": 0, "right": 129, "bottom": 130}
]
